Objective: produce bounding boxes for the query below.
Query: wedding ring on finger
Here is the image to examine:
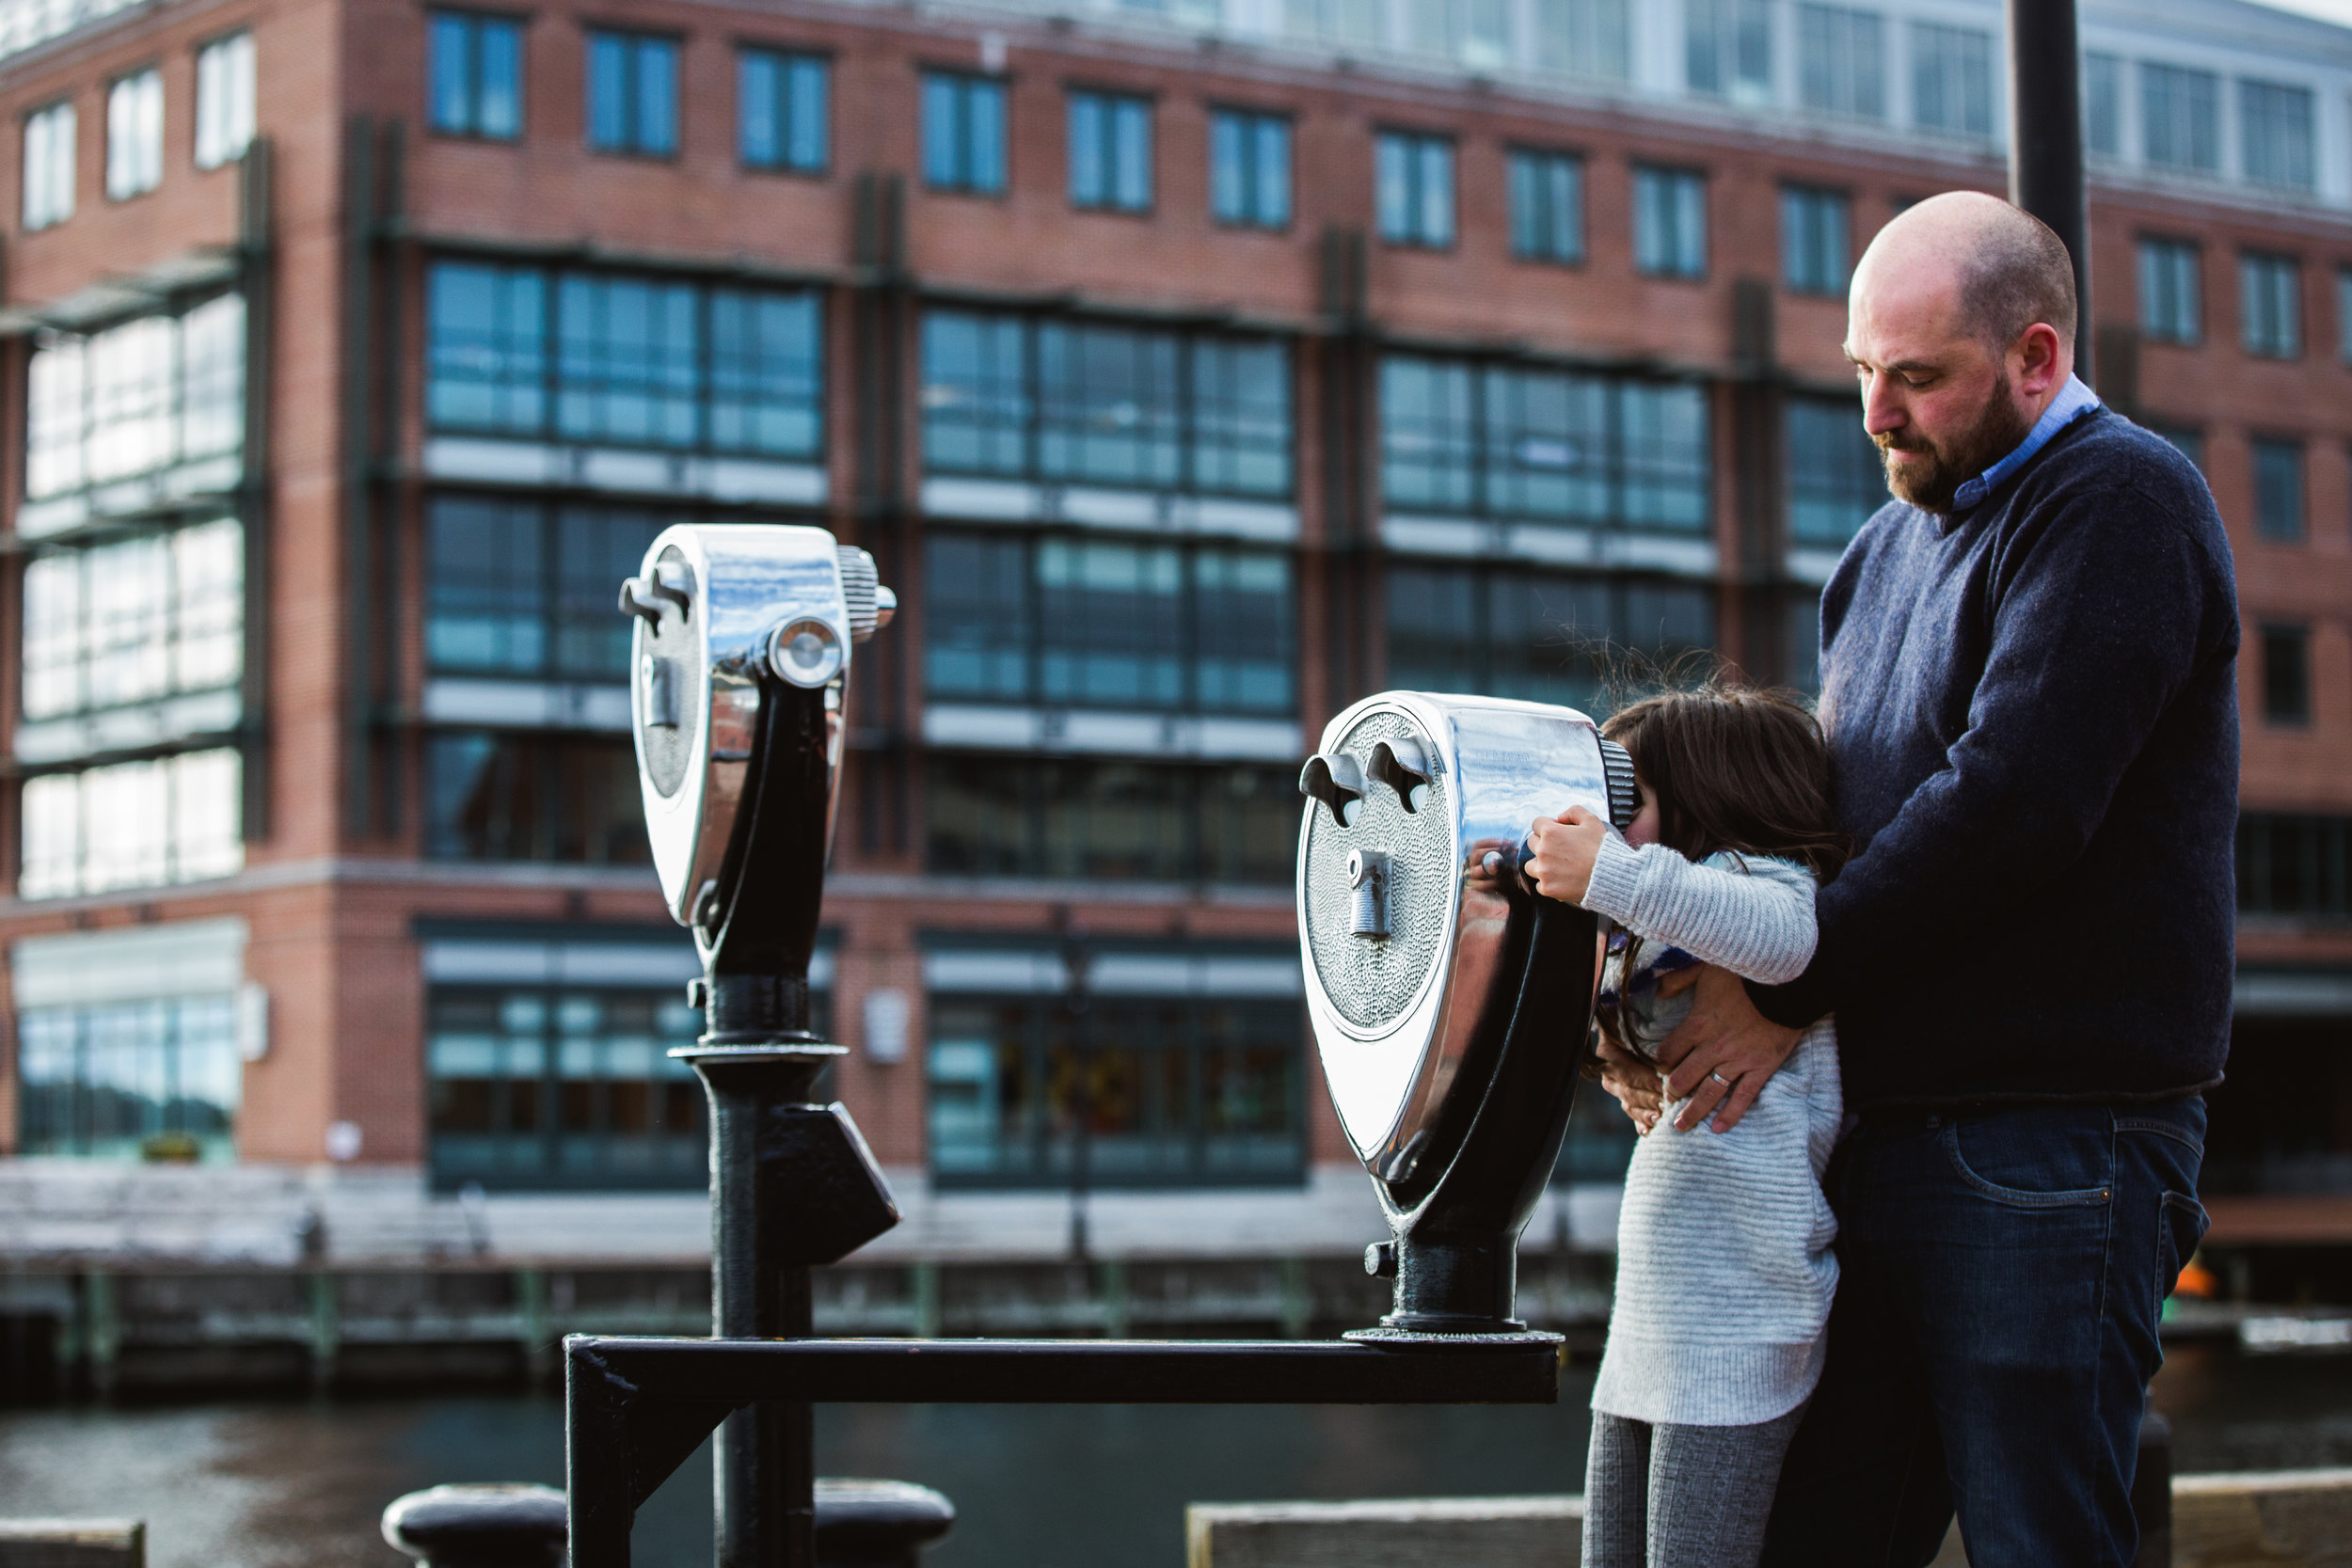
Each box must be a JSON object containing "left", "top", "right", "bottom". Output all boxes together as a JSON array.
[{"left": 1708, "top": 1070, "right": 1734, "bottom": 1089}]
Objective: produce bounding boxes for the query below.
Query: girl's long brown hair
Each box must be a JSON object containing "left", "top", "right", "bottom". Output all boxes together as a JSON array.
[{"left": 1601, "top": 680, "right": 1851, "bottom": 881}]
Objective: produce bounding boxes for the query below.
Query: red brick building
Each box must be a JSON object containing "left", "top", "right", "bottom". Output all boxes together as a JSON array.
[{"left": 0, "top": 0, "right": 2346, "bottom": 1250}]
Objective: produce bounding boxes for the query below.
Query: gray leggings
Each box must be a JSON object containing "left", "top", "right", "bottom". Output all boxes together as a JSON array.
[{"left": 1581, "top": 1405, "right": 1807, "bottom": 1568}]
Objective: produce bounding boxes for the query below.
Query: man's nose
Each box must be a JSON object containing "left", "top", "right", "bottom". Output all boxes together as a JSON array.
[{"left": 1861, "top": 373, "right": 1906, "bottom": 437}]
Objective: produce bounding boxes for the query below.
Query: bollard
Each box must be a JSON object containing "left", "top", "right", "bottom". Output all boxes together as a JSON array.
[
  {"left": 382, "top": 1484, "right": 567, "bottom": 1568},
  {"left": 814, "top": 1480, "right": 954, "bottom": 1568}
]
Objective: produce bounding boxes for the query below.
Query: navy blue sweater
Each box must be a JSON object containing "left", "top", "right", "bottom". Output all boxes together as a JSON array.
[{"left": 1749, "top": 410, "right": 2240, "bottom": 1110}]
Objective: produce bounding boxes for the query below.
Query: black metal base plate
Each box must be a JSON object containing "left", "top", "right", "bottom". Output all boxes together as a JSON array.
[{"left": 1344, "top": 1325, "right": 1567, "bottom": 1349}]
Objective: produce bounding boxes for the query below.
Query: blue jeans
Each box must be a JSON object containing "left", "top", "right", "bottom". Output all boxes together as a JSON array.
[{"left": 1756, "top": 1097, "right": 2208, "bottom": 1568}]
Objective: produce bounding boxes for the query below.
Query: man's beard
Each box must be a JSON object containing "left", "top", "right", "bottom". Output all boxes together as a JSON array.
[{"left": 1874, "top": 376, "right": 2035, "bottom": 514}]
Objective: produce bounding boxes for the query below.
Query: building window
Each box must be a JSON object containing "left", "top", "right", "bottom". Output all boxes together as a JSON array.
[
  {"left": 427, "top": 498, "right": 664, "bottom": 680},
  {"left": 104, "top": 70, "right": 162, "bottom": 200},
  {"left": 584, "top": 30, "right": 677, "bottom": 156},
  {"left": 428, "top": 12, "right": 521, "bottom": 140},
  {"left": 1785, "top": 595, "right": 1822, "bottom": 694},
  {"left": 1780, "top": 185, "right": 1849, "bottom": 295},
  {"left": 2261, "top": 624, "right": 2312, "bottom": 725},
  {"left": 920, "top": 310, "right": 1291, "bottom": 497},
  {"left": 1209, "top": 108, "right": 1289, "bottom": 230},
  {"left": 427, "top": 982, "right": 713, "bottom": 1190},
  {"left": 1534, "top": 0, "right": 1631, "bottom": 80},
  {"left": 195, "top": 33, "right": 257, "bottom": 167},
  {"left": 926, "top": 532, "right": 1295, "bottom": 716},
  {"left": 1380, "top": 355, "right": 1710, "bottom": 531},
  {"left": 1795, "top": 3, "right": 1885, "bottom": 119},
  {"left": 927, "top": 977, "right": 1303, "bottom": 1188},
  {"left": 2137, "top": 237, "right": 2201, "bottom": 345},
  {"left": 1067, "top": 88, "right": 1151, "bottom": 213},
  {"left": 1375, "top": 130, "right": 1454, "bottom": 248},
  {"left": 18, "top": 995, "right": 240, "bottom": 1160},
  {"left": 2241, "top": 253, "right": 2301, "bottom": 359},
  {"left": 1786, "top": 395, "right": 1883, "bottom": 547},
  {"left": 19, "top": 749, "right": 243, "bottom": 898},
  {"left": 1507, "top": 149, "right": 1584, "bottom": 265},
  {"left": 2253, "top": 438, "right": 2306, "bottom": 543},
  {"left": 23, "top": 101, "right": 74, "bottom": 230},
  {"left": 1685, "top": 0, "right": 1771, "bottom": 103},
  {"left": 25, "top": 293, "right": 246, "bottom": 501},
  {"left": 2084, "top": 52, "right": 2122, "bottom": 158},
  {"left": 2142, "top": 63, "right": 2219, "bottom": 174},
  {"left": 738, "top": 48, "right": 827, "bottom": 172},
  {"left": 2238, "top": 813, "right": 2352, "bottom": 918},
  {"left": 922, "top": 71, "right": 1006, "bottom": 195},
  {"left": 1910, "top": 22, "right": 1993, "bottom": 138},
  {"left": 927, "top": 761, "right": 1300, "bottom": 885},
  {"left": 2240, "top": 79, "right": 2314, "bottom": 193},
  {"left": 425, "top": 261, "right": 821, "bottom": 455},
  {"left": 1633, "top": 166, "right": 1707, "bottom": 279},
  {"left": 426, "top": 732, "right": 649, "bottom": 863},
  {"left": 22, "top": 515, "right": 243, "bottom": 727},
  {"left": 1387, "top": 565, "right": 1714, "bottom": 711}
]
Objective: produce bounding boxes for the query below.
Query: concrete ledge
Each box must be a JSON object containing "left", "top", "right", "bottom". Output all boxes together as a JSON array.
[
  {"left": 0, "top": 1520, "right": 145, "bottom": 1568},
  {"left": 1187, "top": 1497, "right": 1583, "bottom": 1567},
  {"left": 1187, "top": 1470, "right": 2352, "bottom": 1568}
]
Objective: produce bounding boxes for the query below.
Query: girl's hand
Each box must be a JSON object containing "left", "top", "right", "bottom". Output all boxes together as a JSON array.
[{"left": 1524, "top": 806, "right": 1608, "bottom": 905}]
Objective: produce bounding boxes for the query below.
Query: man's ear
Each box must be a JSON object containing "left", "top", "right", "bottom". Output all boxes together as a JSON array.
[{"left": 2010, "top": 321, "right": 2066, "bottom": 402}]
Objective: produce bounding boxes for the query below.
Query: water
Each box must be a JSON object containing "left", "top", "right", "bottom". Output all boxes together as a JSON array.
[{"left": 2, "top": 1349, "right": 2347, "bottom": 1568}]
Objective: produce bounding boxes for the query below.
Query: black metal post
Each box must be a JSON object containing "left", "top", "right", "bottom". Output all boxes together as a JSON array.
[
  {"left": 2006, "top": 0, "right": 2092, "bottom": 381},
  {"left": 1062, "top": 936, "right": 1092, "bottom": 1262}
]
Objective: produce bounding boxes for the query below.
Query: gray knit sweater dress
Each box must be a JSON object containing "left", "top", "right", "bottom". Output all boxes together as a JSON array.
[{"left": 1578, "top": 832, "right": 1843, "bottom": 1428}]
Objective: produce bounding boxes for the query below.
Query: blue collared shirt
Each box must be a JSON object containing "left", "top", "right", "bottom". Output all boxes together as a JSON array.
[{"left": 1949, "top": 372, "right": 2104, "bottom": 511}]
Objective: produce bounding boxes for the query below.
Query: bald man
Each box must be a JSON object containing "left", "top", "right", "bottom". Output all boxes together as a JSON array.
[{"left": 1607, "top": 193, "right": 2239, "bottom": 1564}]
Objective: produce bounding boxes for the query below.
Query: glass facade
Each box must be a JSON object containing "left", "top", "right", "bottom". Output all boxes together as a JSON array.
[
  {"left": 1209, "top": 109, "right": 1289, "bottom": 229},
  {"left": 426, "top": 733, "right": 649, "bottom": 863},
  {"left": 1632, "top": 166, "right": 1706, "bottom": 279},
  {"left": 926, "top": 531, "right": 1294, "bottom": 715},
  {"left": 920, "top": 311, "right": 1291, "bottom": 497},
  {"left": 19, "top": 749, "right": 243, "bottom": 898},
  {"left": 426, "top": 498, "right": 667, "bottom": 680},
  {"left": 585, "top": 30, "right": 677, "bottom": 156},
  {"left": 430, "top": 12, "right": 522, "bottom": 139},
  {"left": 1386, "top": 565, "right": 1714, "bottom": 711},
  {"left": 2240, "top": 814, "right": 2352, "bottom": 918},
  {"left": 738, "top": 48, "right": 827, "bottom": 172},
  {"left": 922, "top": 72, "right": 1007, "bottom": 194},
  {"left": 1910, "top": 22, "right": 1993, "bottom": 138},
  {"left": 26, "top": 293, "right": 246, "bottom": 499},
  {"left": 1796, "top": 3, "right": 1885, "bottom": 119},
  {"left": 17, "top": 996, "right": 240, "bottom": 1160},
  {"left": 1507, "top": 149, "right": 1584, "bottom": 265},
  {"left": 1379, "top": 355, "right": 1710, "bottom": 531},
  {"left": 426, "top": 261, "right": 822, "bottom": 455},
  {"left": 22, "top": 515, "right": 243, "bottom": 721},
  {"left": 1375, "top": 130, "right": 1454, "bottom": 248},
  {"left": 927, "top": 758, "right": 1298, "bottom": 884},
  {"left": 1780, "top": 185, "right": 1849, "bottom": 295},
  {"left": 1786, "top": 395, "right": 1883, "bottom": 546},
  {"left": 1068, "top": 89, "right": 1152, "bottom": 212},
  {"left": 927, "top": 988, "right": 1303, "bottom": 1186},
  {"left": 427, "top": 984, "right": 739, "bottom": 1189}
]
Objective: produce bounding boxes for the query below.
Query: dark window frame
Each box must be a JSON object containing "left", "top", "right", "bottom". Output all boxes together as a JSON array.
[
  {"left": 1506, "top": 146, "right": 1586, "bottom": 267},
  {"left": 1779, "top": 182, "right": 1851, "bottom": 296},
  {"left": 1065, "top": 86, "right": 1153, "bottom": 214},
  {"left": 2252, "top": 435, "right": 2308, "bottom": 544},
  {"left": 921, "top": 69, "right": 1009, "bottom": 197},
  {"left": 2137, "top": 234, "right": 2203, "bottom": 346},
  {"left": 1207, "top": 105, "right": 1291, "bottom": 231},
  {"left": 1632, "top": 164, "right": 1709, "bottom": 281},
  {"left": 583, "top": 28, "right": 681, "bottom": 159},
  {"left": 427, "top": 9, "right": 527, "bottom": 141},
  {"left": 924, "top": 756, "right": 1303, "bottom": 889},
  {"left": 1383, "top": 560, "right": 1719, "bottom": 711},
  {"left": 2241, "top": 250, "right": 2304, "bottom": 360},
  {"left": 1374, "top": 127, "right": 1455, "bottom": 250},
  {"left": 736, "top": 44, "right": 830, "bottom": 175},
  {"left": 2260, "top": 621, "right": 2312, "bottom": 726}
]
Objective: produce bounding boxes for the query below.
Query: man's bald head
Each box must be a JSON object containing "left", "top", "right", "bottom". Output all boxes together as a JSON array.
[{"left": 1858, "top": 191, "right": 2076, "bottom": 356}]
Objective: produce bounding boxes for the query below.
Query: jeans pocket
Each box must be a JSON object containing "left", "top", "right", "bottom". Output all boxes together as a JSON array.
[
  {"left": 2157, "top": 1190, "right": 2211, "bottom": 1307},
  {"left": 1942, "top": 1118, "right": 2115, "bottom": 1208}
]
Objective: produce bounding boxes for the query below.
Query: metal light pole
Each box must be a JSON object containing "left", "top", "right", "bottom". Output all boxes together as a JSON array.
[{"left": 2006, "top": 0, "right": 2092, "bottom": 381}]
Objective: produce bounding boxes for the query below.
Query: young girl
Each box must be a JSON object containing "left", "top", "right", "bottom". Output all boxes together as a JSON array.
[{"left": 1523, "top": 681, "right": 1848, "bottom": 1568}]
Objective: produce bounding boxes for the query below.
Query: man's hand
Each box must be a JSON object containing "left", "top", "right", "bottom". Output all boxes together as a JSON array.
[
  {"left": 1525, "top": 807, "right": 1608, "bottom": 905},
  {"left": 1594, "top": 1034, "right": 1662, "bottom": 1134},
  {"left": 1653, "top": 965, "right": 1804, "bottom": 1132}
]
